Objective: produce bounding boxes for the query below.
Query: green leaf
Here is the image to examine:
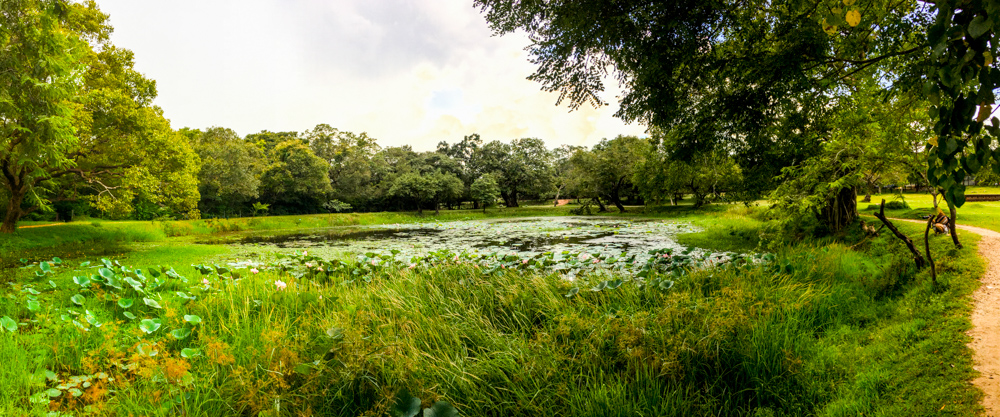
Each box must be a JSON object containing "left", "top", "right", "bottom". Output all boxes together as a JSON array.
[
  {"left": 564, "top": 287, "right": 580, "bottom": 298},
  {"left": 0, "top": 316, "right": 17, "bottom": 332},
  {"left": 970, "top": 15, "right": 994, "bottom": 38},
  {"left": 98, "top": 268, "right": 114, "bottom": 280},
  {"left": 180, "top": 348, "right": 201, "bottom": 358},
  {"left": 26, "top": 300, "right": 41, "bottom": 312},
  {"left": 183, "top": 315, "right": 202, "bottom": 325},
  {"left": 326, "top": 327, "right": 345, "bottom": 341},
  {"left": 79, "top": 261, "right": 90, "bottom": 268},
  {"left": 45, "top": 388, "right": 61, "bottom": 398},
  {"left": 118, "top": 298, "right": 134, "bottom": 309},
  {"left": 51, "top": 257, "right": 62, "bottom": 265},
  {"left": 70, "top": 294, "right": 85, "bottom": 306},
  {"left": 143, "top": 298, "right": 162, "bottom": 309},
  {"left": 139, "top": 319, "right": 162, "bottom": 334},
  {"left": 424, "top": 401, "right": 459, "bottom": 417},
  {"left": 170, "top": 328, "right": 192, "bottom": 339},
  {"left": 293, "top": 363, "right": 314, "bottom": 375},
  {"left": 73, "top": 275, "right": 91, "bottom": 287},
  {"left": 39, "top": 262, "right": 52, "bottom": 274},
  {"left": 123, "top": 312, "right": 137, "bottom": 320},
  {"left": 392, "top": 389, "right": 422, "bottom": 417}
]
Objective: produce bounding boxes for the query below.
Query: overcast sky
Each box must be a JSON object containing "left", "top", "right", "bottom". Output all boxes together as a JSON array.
[{"left": 94, "top": 0, "right": 647, "bottom": 151}]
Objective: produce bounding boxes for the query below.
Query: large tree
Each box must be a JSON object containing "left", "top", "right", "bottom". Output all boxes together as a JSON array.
[
  {"left": 471, "top": 138, "right": 554, "bottom": 207},
  {"left": 1, "top": 0, "right": 199, "bottom": 232},
  {"left": 303, "top": 124, "right": 382, "bottom": 209},
  {"left": 474, "top": 0, "right": 932, "bottom": 230},
  {"left": 260, "top": 140, "right": 332, "bottom": 213},
  {"left": 188, "top": 127, "right": 265, "bottom": 216}
]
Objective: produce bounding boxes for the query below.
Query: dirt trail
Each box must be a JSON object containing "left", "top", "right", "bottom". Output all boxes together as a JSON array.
[{"left": 893, "top": 218, "right": 1000, "bottom": 414}]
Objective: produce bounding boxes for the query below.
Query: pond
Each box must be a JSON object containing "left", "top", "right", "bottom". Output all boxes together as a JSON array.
[{"left": 219, "top": 217, "right": 748, "bottom": 278}]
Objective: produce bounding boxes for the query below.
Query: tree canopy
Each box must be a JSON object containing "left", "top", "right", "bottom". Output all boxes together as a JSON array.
[{"left": 1, "top": 0, "right": 199, "bottom": 232}]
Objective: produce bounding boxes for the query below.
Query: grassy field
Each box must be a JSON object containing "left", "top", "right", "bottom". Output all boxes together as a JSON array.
[
  {"left": 857, "top": 190, "right": 1000, "bottom": 233},
  {"left": 0, "top": 204, "right": 988, "bottom": 416}
]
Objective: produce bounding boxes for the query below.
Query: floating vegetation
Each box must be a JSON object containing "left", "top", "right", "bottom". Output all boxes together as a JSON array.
[{"left": 225, "top": 217, "right": 749, "bottom": 277}]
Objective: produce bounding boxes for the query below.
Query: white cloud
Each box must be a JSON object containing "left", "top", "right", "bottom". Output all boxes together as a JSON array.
[{"left": 96, "top": 0, "right": 647, "bottom": 150}]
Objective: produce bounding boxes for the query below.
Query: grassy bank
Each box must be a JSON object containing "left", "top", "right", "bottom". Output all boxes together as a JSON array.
[{"left": 0, "top": 210, "right": 983, "bottom": 416}]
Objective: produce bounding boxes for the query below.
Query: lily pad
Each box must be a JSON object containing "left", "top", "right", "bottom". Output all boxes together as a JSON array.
[{"left": 139, "top": 319, "right": 162, "bottom": 334}]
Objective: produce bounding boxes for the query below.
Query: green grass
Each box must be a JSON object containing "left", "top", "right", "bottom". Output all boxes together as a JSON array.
[
  {"left": 0, "top": 207, "right": 985, "bottom": 416},
  {"left": 858, "top": 190, "right": 1000, "bottom": 233}
]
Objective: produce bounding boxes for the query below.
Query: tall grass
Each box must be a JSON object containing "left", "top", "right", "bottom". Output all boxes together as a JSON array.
[{"left": 0, "top": 216, "right": 982, "bottom": 416}]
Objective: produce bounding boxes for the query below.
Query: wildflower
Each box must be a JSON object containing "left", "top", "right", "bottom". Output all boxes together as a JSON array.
[
  {"left": 302, "top": 251, "right": 308, "bottom": 256},
  {"left": 408, "top": 264, "right": 416, "bottom": 269},
  {"left": 316, "top": 267, "right": 323, "bottom": 272},
  {"left": 370, "top": 259, "right": 378, "bottom": 266},
  {"left": 275, "top": 280, "right": 287, "bottom": 290},
  {"left": 305, "top": 262, "right": 313, "bottom": 268},
  {"left": 593, "top": 259, "right": 599, "bottom": 264},
  {"left": 522, "top": 259, "right": 529, "bottom": 264},
  {"left": 250, "top": 268, "right": 259, "bottom": 274},
  {"left": 662, "top": 254, "right": 670, "bottom": 258},
  {"left": 202, "top": 278, "right": 210, "bottom": 285}
]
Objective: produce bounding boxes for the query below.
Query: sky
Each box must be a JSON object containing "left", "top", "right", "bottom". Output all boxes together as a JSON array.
[{"left": 93, "top": 0, "right": 648, "bottom": 151}]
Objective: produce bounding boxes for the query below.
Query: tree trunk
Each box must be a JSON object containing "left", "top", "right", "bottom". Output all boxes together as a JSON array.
[
  {"left": 873, "top": 199, "right": 926, "bottom": 269},
  {"left": 609, "top": 192, "right": 625, "bottom": 213},
  {"left": 818, "top": 186, "right": 857, "bottom": 233},
  {"left": 594, "top": 196, "right": 608, "bottom": 212},
  {"left": 1, "top": 187, "right": 27, "bottom": 234},
  {"left": 946, "top": 200, "right": 962, "bottom": 249},
  {"left": 508, "top": 190, "right": 520, "bottom": 208},
  {"left": 435, "top": 202, "right": 440, "bottom": 215}
]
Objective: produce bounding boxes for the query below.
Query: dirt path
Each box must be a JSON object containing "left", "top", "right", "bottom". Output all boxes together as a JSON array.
[{"left": 893, "top": 218, "right": 1000, "bottom": 414}]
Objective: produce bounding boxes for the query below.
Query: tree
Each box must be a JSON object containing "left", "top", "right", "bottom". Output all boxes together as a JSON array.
[
  {"left": 429, "top": 171, "right": 465, "bottom": 214},
  {"left": 1, "top": 1, "right": 200, "bottom": 232},
  {"left": 387, "top": 173, "right": 437, "bottom": 215},
  {"left": 260, "top": 140, "right": 332, "bottom": 213},
  {"left": 471, "top": 138, "right": 554, "bottom": 207},
  {"left": 635, "top": 128, "right": 741, "bottom": 209},
  {"left": 189, "top": 127, "right": 265, "bottom": 216},
  {"left": 587, "top": 136, "right": 649, "bottom": 212},
  {"left": 246, "top": 130, "right": 299, "bottom": 154},
  {"left": 470, "top": 173, "right": 501, "bottom": 213},
  {"left": 303, "top": 124, "right": 383, "bottom": 210},
  {"left": 474, "top": 0, "right": 930, "bottom": 229}
]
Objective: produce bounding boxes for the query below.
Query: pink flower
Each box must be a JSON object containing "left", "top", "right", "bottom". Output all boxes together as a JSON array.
[
  {"left": 522, "top": 259, "right": 529, "bottom": 264},
  {"left": 302, "top": 251, "right": 308, "bottom": 256},
  {"left": 202, "top": 278, "right": 210, "bottom": 285},
  {"left": 316, "top": 267, "right": 323, "bottom": 272},
  {"left": 662, "top": 254, "right": 670, "bottom": 258},
  {"left": 408, "top": 264, "right": 416, "bottom": 269},
  {"left": 275, "top": 280, "right": 287, "bottom": 290},
  {"left": 305, "top": 262, "right": 313, "bottom": 268},
  {"left": 370, "top": 259, "right": 378, "bottom": 266},
  {"left": 593, "top": 259, "right": 599, "bottom": 264},
  {"left": 250, "top": 268, "right": 259, "bottom": 274}
]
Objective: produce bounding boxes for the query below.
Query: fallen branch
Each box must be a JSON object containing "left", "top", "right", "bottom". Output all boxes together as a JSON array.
[
  {"left": 873, "top": 199, "right": 926, "bottom": 269},
  {"left": 924, "top": 217, "right": 937, "bottom": 285}
]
